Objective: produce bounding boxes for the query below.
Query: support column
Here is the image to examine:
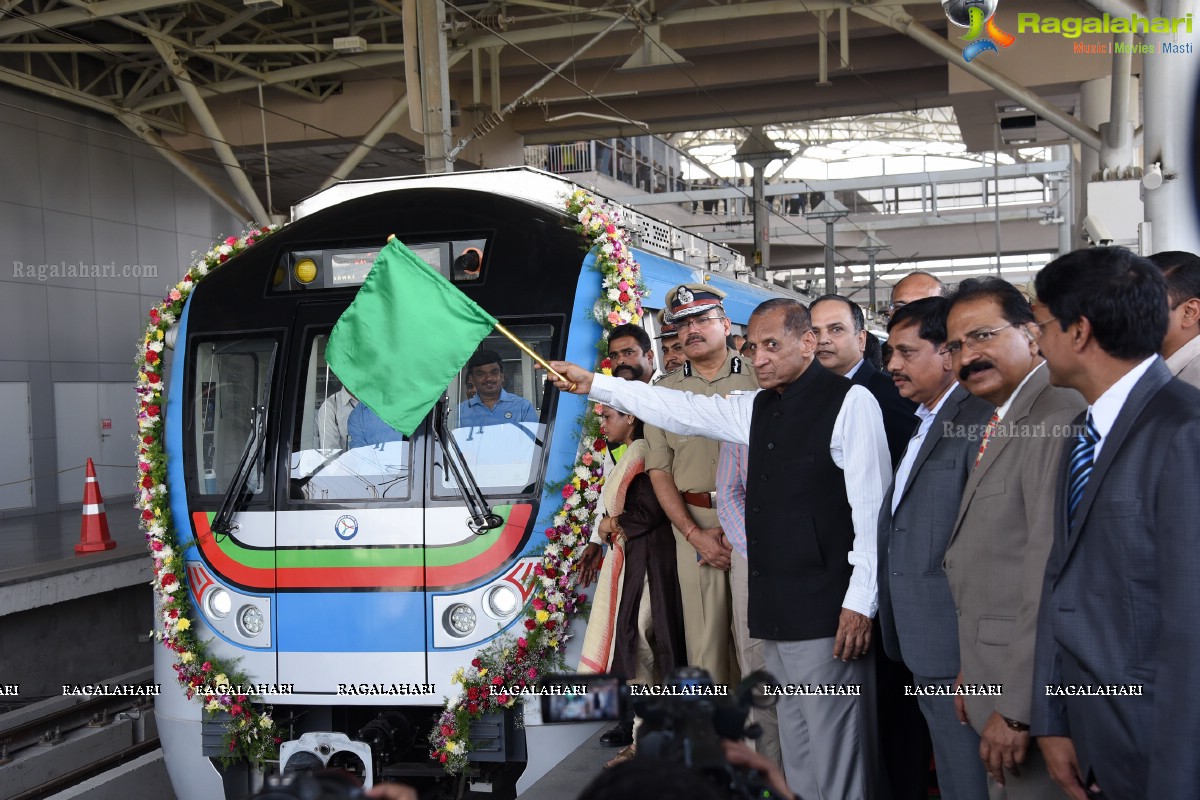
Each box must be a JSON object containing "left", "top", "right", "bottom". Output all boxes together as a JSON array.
[
  {"left": 415, "top": 0, "right": 453, "bottom": 174},
  {"left": 1142, "top": 0, "right": 1200, "bottom": 253}
]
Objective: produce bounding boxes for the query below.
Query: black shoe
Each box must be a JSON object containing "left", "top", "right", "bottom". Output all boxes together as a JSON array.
[{"left": 599, "top": 720, "right": 633, "bottom": 747}]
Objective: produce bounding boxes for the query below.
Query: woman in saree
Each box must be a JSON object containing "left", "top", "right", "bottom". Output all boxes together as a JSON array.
[{"left": 577, "top": 404, "right": 687, "bottom": 766}]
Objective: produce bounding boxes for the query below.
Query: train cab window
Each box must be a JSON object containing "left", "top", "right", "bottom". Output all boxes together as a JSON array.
[
  {"left": 436, "top": 325, "right": 553, "bottom": 496},
  {"left": 289, "top": 333, "right": 410, "bottom": 501},
  {"left": 192, "top": 339, "right": 276, "bottom": 496}
]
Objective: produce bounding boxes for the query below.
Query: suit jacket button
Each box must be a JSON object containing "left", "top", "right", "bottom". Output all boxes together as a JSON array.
[
  {"left": 773, "top": 410, "right": 781, "bottom": 418},
  {"left": 750, "top": 539, "right": 757, "bottom": 545},
  {"left": 761, "top": 475, "right": 768, "bottom": 482},
  {"left": 751, "top": 506, "right": 760, "bottom": 513},
  {"left": 767, "top": 442, "right": 775, "bottom": 449},
  {"left": 752, "top": 571, "right": 760, "bottom": 577}
]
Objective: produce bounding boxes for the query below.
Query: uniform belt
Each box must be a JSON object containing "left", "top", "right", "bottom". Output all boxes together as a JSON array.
[{"left": 681, "top": 491, "right": 716, "bottom": 509}]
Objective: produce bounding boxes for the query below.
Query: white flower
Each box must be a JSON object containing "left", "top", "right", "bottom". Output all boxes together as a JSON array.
[
  {"left": 163, "top": 581, "right": 178, "bottom": 593},
  {"left": 573, "top": 466, "right": 589, "bottom": 481},
  {"left": 606, "top": 288, "right": 620, "bottom": 301}
]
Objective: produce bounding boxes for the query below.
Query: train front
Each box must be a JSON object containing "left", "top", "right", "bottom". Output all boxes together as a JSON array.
[{"left": 152, "top": 184, "right": 603, "bottom": 799}]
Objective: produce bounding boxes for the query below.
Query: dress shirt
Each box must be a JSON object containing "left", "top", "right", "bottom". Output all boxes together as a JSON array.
[
  {"left": 1087, "top": 355, "right": 1157, "bottom": 461},
  {"left": 590, "top": 372, "right": 890, "bottom": 618},
  {"left": 457, "top": 389, "right": 537, "bottom": 429},
  {"left": 715, "top": 442, "right": 748, "bottom": 559},
  {"left": 346, "top": 403, "right": 404, "bottom": 447},
  {"left": 844, "top": 358, "right": 864, "bottom": 381},
  {"left": 890, "top": 381, "right": 956, "bottom": 514},
  {"left": 994, "top": 361, "right": 1044, "bottom": 421},
  {"left": 316, "top": 389, "right": 357, "bottom": 449}
]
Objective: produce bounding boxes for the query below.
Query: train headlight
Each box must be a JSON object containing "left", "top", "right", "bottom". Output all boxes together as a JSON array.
[
  {"left": 484, "top": 585, "right": 519, "bottom": 619},
  {"left": 445, "top": 603, "right": 476, "bottom": 637},
  {"left": 238, "top": 605, "right": 265, "bottom": 637},
  {"left": 293, "top": 258, "right": 318, "bottom": 284},
  {"left": 206, "top": 588, "right": 232, "bottom": 619}
]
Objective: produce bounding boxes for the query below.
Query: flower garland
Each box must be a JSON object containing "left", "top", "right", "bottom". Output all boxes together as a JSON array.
[
  {"left": 136, "top": 225, "right": 282, "bottom": 767},
  {"left": 427, "top": 188, "right": 649, "bottom": 772}
]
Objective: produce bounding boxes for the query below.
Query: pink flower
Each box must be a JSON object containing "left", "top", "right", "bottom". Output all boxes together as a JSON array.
[
  {"left": 607, "top": 311, "right": 621, "bottom": 324},
  {"left": 225, "top": 236, "right": 237, "bottom": 246},
  {"left": 168, "top": 289, "right": 182, "bottom": 301}
]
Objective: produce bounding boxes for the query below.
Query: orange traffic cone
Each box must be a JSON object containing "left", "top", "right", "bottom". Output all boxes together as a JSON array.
[{"left": 76, "top": 458, "right": 116, "bottom": 554}]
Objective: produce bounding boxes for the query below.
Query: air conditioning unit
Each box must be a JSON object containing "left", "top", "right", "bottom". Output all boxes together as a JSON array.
[
  {"left": 333, "top": 36, "right": 368, "bottom": 54},
  {"left": 243, "top": 0, "right": 283, "bottom": 8}
]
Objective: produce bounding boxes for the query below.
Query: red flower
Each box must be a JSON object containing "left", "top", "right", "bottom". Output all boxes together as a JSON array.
[
  {"left": 491, "top": 676, "right": 503, "bottom": 686},
  {"left": 440, "top": 725, "right": 454, "bottom": 737},
  {"left": 202, "top": 661, "right": 212, "bottom": 672},
  {"left": 236, "top": 695, "right": 247, "bottom": 703},
  {"left": 532, "top": 598, "right": 545, "bottom": 611},
  {"left": 527, "top": 668, "right": 538, "bottom": 680},
  {"left": 274, "top": 737, "right": 282, "bottom": 744},
  {"left": 517, "top": 637, "right": 527, "bottom": 649},
  {"left": 466, "top": 701, "right": 480, "bottom": 714},
  {"left": 545, "top": 568, "right": 557, "bottom": 579},
  {"left": 593, "top": 437, "right": 607, "bottom": 451},
  {"left": 439, "top": 753, "right": 448, "bottom": 763},
  {"left": 524, "top": 619, "right": 536, "bottom": 631},
  {"left": 618, "top": 292, "right": 630, "bottom": 303},
  {"left": 142, "top": 476, "right": 154, "bottom": 489},
  {"left": 219, "top": 254, "right": 229, "bottom": 263},
  {"left": 471, "top": 658, "right": 482, "bottom": 669},
  {"left": 230, "top": 704, "right": 243, "bottom": 715},
  {"left": 561, "top": 484, "right": 575, "bottom": 499},
  {"left": 146, "top": 372, "right": 160, "bottom": 383},
  {"left": 145, "top": 351, "right": 159, "bottom": 364},
  {"left": 544, "top": 620, "right": 557, "bottom": 632},
  {"left": 600, "top": 357, "right": 612, "bottom": 370},
  {"left": 161, "top": 574, "right": 177, "bottom": 586},
  {"left": 147, "top": 404, "right": 161, "bottom": 416},
  {"left": 142, "top": 509, "right": 155, "bottom": 521}
]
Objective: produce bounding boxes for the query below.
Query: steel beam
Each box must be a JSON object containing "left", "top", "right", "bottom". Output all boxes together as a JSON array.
[
  {"left": 0, "top": 0, "right": 181, "bottom": 38},
  {"left": 149, "top": 37, "right": 270, "bottom": 221},
  {"left": 851, "top": 4, "right": 1103, "bottom": 152}
]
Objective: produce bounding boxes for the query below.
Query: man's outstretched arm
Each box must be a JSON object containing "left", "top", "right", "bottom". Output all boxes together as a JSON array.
[{"left": 546, "top": 361, "right": 754, "bottom": 443}]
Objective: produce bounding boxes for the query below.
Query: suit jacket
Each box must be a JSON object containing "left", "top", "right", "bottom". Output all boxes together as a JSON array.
[
  {"left": 878, "top": 385, "right": 995, "bottom": 678},
  {"left": 1031, "top": 360, "right": 1200, "bottom": 799},
  {"left": 851, "top": 359, "right": 918, "bottom": 467},
  {"left": 1165, "top": 333, "right": 1200, "bottom": 389},
  {"left": 943, "top": 364, "right": 1085, "bottom": 729}
]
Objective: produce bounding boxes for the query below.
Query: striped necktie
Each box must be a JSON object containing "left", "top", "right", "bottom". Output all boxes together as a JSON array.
[
  {"left": 1066, "top": 415, "right": 1100, "bottom": 525},
  {"left": 974, "top": 411, "right": 1000, "bottom": 469}
]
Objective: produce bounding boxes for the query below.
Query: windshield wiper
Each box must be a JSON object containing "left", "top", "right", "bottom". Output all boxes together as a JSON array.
[
  {"left": 434, "top": 396, "right": 503, "bottom": 535},
  {"left": 211, "top": 404, "right": 267, "bottom": 538}
]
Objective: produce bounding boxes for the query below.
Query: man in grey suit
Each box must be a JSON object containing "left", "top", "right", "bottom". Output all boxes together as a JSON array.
[
  {"left": 941, "top": 278, "right": 1085, "bottom": 798},
  {"left": 877, "top": 297, "right": 993, "bottom": 800},
  {"left": 1029, "top": 248, "right": 1200, "bottom": 799},
  {"left": 1148, "top": 250, "right": 1200, "bottom": 388}
]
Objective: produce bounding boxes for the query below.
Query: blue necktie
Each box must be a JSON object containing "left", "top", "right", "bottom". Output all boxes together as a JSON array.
[{"left": 1066, "top": 414, "right": 1100, "bottom": 525}]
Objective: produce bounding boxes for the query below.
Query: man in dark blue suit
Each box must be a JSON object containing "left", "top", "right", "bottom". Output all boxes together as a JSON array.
[
  {"left": 812, "top": 293, "right": 927, "bottom": 799},
  {"left": 1030, "top": 247, "right": 1200, "bottom": 799},
  {"left": 811, "top": 294, "right": 917, "bottom": 466},
  {"left": 877, "top": 297, "right": 993, "bottom": 800}
]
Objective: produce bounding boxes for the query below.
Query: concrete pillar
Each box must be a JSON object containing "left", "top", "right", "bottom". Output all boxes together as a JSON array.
[
  {"left": 416, "top": 0, "right": 453, "bottom": 173},
  {"left": 1142, "top": 0, "right": 1200, "bottom": 253}
]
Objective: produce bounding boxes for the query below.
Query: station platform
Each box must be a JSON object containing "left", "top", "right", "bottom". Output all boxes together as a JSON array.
[{"left": 0, "top": 501, "right": 143, "bottom": 577}]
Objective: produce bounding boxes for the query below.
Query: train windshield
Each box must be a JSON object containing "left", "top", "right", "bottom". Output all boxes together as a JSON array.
[
  {"left": 290, "top": 333, "right": 411, "bottom": 501},
  {"left": 193, "top": 338, "right": 277, "bottom": 496}
]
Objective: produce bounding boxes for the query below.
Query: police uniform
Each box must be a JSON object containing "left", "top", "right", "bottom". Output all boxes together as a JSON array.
[{"left": 645, "top": 284, "right": 758, "bottom": 686}]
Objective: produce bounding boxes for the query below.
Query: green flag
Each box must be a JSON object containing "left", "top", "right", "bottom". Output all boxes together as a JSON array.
[{"left": 326, "top": 238, "right": 497, "bottom": 436}]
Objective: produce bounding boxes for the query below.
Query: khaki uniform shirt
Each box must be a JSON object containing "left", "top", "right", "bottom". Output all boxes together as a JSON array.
[{"left": 645, "top": 349, "right": 759, "bottom": 492}]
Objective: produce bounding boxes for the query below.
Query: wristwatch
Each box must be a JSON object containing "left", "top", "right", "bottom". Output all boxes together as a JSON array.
[{"left": 1003, "top": 716, "right": 1030, "bottom": 732}]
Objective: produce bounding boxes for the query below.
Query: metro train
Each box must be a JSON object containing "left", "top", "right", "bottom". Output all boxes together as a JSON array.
[{"left": 154, "top": 167, "right": 794, "bottom": 799}]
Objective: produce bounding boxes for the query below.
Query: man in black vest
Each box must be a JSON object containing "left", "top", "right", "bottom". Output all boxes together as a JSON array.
[{"left": 548, "top": 298, "right": 891, "bottom": 800}]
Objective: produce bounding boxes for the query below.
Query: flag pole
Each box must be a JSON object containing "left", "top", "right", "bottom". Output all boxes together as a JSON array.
[{"left": 493, "top": 322, "right": 576, "bottom": 391}]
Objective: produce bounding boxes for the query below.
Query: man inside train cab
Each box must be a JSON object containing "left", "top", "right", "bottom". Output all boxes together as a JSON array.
[{"left": 457, "top": 349, "right": 537, "bottom": 428}]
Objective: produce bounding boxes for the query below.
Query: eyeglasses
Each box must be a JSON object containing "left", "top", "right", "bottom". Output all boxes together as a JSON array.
[
  {"left": 1030, "top": 317, "right": 1059, "bottom": 339},
  {"left": 941, "top": 323, "right": 1018, "bottom": 356},
  {"left": 889, "top": 344, "right": 930, "bottom": 363},
  {"left": 674, "top": 314, "right": 724, "bottom": 332}
]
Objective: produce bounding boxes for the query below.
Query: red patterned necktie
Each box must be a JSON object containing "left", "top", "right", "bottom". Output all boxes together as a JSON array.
[{"left": 974, "top": 412, "right": 1000, "bottom": 469}]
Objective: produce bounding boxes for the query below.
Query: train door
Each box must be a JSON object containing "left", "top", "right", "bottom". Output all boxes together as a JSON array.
[{"left": 276, "top": 302, "right": 430, "bottom": 693}]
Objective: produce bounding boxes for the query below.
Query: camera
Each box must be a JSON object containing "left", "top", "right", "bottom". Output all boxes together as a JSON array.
[
  {"left": 252, "top": 770, "right": 365, "bottom": 800},
  {"left": 541, "top": 667, "right": 784, "bottom": 799}
]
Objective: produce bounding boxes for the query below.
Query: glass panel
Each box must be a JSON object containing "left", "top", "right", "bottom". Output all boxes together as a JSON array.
[
  {"left": 193, "top": 338, "right": 276, "bottom": 495},
  {"left": 437, "top": 324, "right": 554, "bottom": 496},
  {"left": 289, "top": 333, "right": 411, "bottom": 502}
]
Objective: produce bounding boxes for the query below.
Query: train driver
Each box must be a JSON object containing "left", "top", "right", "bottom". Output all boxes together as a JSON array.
[{"left": 457, "top": 349, "right": 537, "bottom": 428}]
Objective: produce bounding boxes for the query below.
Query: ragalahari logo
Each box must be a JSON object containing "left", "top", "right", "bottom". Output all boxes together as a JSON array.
[{"left": 942, "top": 0, "right": 1016, "bottom": 61}]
